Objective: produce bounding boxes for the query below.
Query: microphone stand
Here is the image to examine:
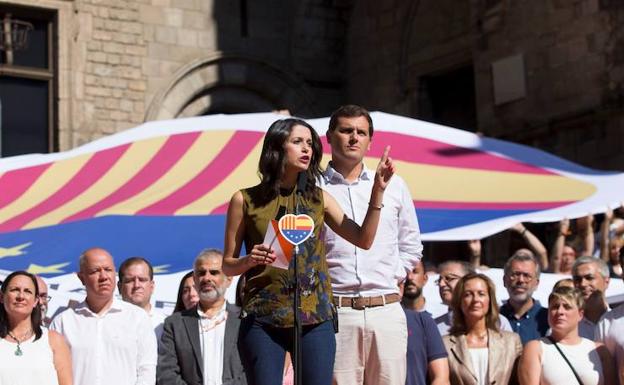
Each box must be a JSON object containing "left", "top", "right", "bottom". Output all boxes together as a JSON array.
[{"left": 293, "top": 172, "right": 305, "bottom": 385}]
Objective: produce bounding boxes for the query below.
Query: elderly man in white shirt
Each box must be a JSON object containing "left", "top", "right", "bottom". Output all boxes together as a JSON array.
[
  {"left": 51, "top": 247, "right": 157, "bottom": 385},
  {"left": 319, "top": 105, "right": 423, "bottom": 385}
]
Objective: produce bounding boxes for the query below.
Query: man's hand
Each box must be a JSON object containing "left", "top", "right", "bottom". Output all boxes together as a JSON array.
[{"left": 374, "top": 146, "right": 394, "bottom": 190}]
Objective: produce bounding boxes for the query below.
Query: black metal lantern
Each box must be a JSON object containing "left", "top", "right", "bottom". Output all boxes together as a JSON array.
[{"left": 0, "top": 14, "right": 34, "bottom": 52}]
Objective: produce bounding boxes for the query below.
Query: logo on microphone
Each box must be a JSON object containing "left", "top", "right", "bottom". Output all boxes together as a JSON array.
[{"left": 278, "top": 214, "right": 314, "bottom": 245}]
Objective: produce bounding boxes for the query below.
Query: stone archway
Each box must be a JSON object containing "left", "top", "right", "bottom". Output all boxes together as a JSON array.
[{"left": 145, "top": 52, "right": 318, "bottom": 121}]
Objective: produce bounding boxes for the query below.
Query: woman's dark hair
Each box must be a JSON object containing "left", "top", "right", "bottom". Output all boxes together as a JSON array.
[
  {"left": 256, "top": 118, "right": 322, "bottom": 205},
  {"left": 174, "top": 271, "right": 195, "bottom": 312},
  {"left": 449, "top": 273, "right": 501, "bottom": 336},
  {"left": 0, "top": 271, "right": 43, "bottom": 341}
]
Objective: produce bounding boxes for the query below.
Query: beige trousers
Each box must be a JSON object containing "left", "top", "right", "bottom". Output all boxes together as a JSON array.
[{"left": 332, "top": 301, "right": 407, "bottom": 385}]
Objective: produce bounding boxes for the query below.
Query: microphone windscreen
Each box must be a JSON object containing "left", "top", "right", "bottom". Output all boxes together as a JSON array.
[{"left": 296, "top": 172, "right": 307, "bottom": 195}]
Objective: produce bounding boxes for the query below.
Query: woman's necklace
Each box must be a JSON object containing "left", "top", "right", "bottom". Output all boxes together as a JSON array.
[
  {"left": 467, "top": 330, "right": 488, "bottom": 347},
  {"left": 7, "top": 329, "right": 33, "bottom": 356}
]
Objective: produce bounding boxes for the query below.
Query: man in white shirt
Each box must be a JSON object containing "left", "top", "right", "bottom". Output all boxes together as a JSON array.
[
  {"left": 51, "top": 247, "right": 157, "bottom": 385},
  {"left": 118, "top": 256, "right": 166, "bottom": 339},
  {"left": 35, "top": 275, "right": 52, "bottom": 326},
  {"left": 595, "top": 249, "right": 624, "bottom": 384},
  {"left": 157, "top": 248, "right": 246, "bottom": 385},
  {"left": 572, "top": 256, "right": 610, "bottom": 338},
  {"left": 319, "top": 104, "right": 423, "bottom": 385}
]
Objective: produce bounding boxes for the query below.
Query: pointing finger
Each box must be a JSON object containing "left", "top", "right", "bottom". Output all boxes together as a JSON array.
[{"left": 380, "top": 145, "right": 391, "bottom": 163}]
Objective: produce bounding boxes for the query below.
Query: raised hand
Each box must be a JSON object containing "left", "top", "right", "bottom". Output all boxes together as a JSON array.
[
  {"left": 559, "top": 218, "right": 570, "bottom": 236},
  {"left": 374, "top": 145, "right": 395, "bottom": 190}
]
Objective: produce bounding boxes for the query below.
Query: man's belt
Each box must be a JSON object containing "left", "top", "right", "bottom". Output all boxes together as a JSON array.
[{"left": 332, "top": 293, "right": 401, "bottom": 310}]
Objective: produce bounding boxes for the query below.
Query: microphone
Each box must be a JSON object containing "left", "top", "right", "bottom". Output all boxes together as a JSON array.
[{"left": 296, "top": 172, "right": 306, "bottom": 196}]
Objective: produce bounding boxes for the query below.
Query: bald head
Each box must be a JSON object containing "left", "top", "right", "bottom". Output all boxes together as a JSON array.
[
  {"left": 79, "top": 247, "right": 114, "bottom": 272},
  {"left": 36, "top": 275, "right": 49, "bottom": 316},
  {"left": 77, "top": 247, "right": 116, "bottom": 303}
]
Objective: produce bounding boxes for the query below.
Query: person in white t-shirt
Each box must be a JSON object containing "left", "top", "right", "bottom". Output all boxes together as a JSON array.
[{"left": 51, "top": 247, "right": 157, "bottom": 385}]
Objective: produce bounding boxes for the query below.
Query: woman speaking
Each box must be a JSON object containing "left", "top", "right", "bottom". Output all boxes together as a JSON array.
[{"left": 222, "top": 118, "right": 393, "bottom": 385}]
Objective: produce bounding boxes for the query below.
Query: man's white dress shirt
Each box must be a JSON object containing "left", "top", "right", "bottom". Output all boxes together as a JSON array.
[
  {"left": 320, "top": 164, "right": 423, "bottom": 295},
  {"left": 51, "top": 298, "right": 157, "bottom": 385},
  {"left": 595, "top": 303, "right": 624, "bottom": 381},
  {"left": 149, "top": 307, "right": 167, "bottom": 342},
  {"left": 199, "top": 301, "right": 227, "bottom": 385}
]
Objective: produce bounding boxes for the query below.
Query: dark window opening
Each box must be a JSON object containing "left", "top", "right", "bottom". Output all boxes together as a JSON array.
[
  {"left": 0, "top": 5, "right": 56, "bottom": 157},
  {"left": 239, "top": 0, "right": 248, "bottom": 37},
  {"left": 418, "top": 65, "right": 477, "bottom": 132}
]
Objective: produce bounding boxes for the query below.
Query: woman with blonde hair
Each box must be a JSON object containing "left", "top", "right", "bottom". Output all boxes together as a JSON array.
[
  {"left": 443, "top": 273, "right": 522, "bottom": 385},
  {"left": 519, "top": 286, "right": 615, "bottom": 385}
]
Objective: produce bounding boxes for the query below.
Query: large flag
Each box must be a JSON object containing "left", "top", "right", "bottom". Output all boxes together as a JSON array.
[
  {"left": 0, "top": 112, "right": 622, "bottom": 278},
  {"left": 0, "top": 109, "right": 623, "bottom": 308}
]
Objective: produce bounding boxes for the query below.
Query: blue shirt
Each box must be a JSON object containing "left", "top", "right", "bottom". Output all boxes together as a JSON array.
[
  {"left": 500, "top": 299, "right": 548, "bottom": 344},
  {"left": 404, "top": 308, "right": 448, "bottom": 385}
]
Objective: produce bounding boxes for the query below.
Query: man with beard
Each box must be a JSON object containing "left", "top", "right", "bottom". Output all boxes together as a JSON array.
[
  {"left": 400, "top": 261, "right": 449, "bottom": 385},
  {"left": 572, "top": 256, "right": 610, "bottom": 338},
  {"left": 157, "top": 248, "right": 246, "bottom": 385},
  {"left": 401, "top": 260, "right": 428, "bottom": 312},
  {"left": 499, "top": 250, "right": 548, "bottom": 344}
]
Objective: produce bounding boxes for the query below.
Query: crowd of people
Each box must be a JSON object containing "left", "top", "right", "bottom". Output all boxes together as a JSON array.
[{"left": 0, "top": 105, "right": 623, "bottom": 385}]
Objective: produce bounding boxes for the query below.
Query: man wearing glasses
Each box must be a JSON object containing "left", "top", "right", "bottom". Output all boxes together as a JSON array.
[
  {"left": 434, "top": 260, "right": 512, "bottom": 335},
  {"left": 36, "top": 275, "right": 52, "bottom": 326},
  {"left": 500, "top": 250, "right": 549, "bottom": 344}
]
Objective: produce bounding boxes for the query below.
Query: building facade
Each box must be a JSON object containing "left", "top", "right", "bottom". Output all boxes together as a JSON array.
[{"left": 1, "top": 0, "right": 622, "bottom": 264}]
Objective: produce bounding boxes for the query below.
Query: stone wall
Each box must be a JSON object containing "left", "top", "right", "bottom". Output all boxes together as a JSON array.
[
  {"left": 345, "top": 0, "right": 624, "bottom": 170},
  {"left": 2, "top": 0, "right": 355, "bottom": 150}
]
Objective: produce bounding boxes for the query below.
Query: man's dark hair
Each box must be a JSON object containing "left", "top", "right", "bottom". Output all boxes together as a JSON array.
[
  {"left": 328, "top": 105, "right": 374, "bottom": 137},
  {"left": 119, "top": 257, "right": 154, "bottom": 281}
]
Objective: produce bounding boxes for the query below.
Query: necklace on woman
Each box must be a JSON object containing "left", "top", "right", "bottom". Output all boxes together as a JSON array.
[{"left": 7, "top": 329, "right": 32, "bottom": 356}]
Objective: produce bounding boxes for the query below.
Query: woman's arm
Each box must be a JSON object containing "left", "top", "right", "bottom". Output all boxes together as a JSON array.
[
  {"left": 49, "top": 330, "right": 73, "bottom": 385},
  {"left": 518, "top": 340, "right": 541, "bottom": 385},
  {"left": 323, "top": 146, "right": 394, "bottom": 250},
  {"left": 222, "top": 191, "right": 276, "bottom": 276}
]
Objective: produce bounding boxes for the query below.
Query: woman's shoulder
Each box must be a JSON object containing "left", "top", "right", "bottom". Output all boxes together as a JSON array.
[
  {"left": 493, "top": 330, "right": 522, "bottom": 348},
  {"left": 442, "top": 333, "right": 460, "bottom": 346},
  {"left": 240, "top": 184, "right": 261, "bottom": 197}
]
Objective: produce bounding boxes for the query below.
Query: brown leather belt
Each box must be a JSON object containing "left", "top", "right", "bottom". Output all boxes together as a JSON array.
[{"left": 332, "top": 293, "right": 401, "bottom": 310}]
